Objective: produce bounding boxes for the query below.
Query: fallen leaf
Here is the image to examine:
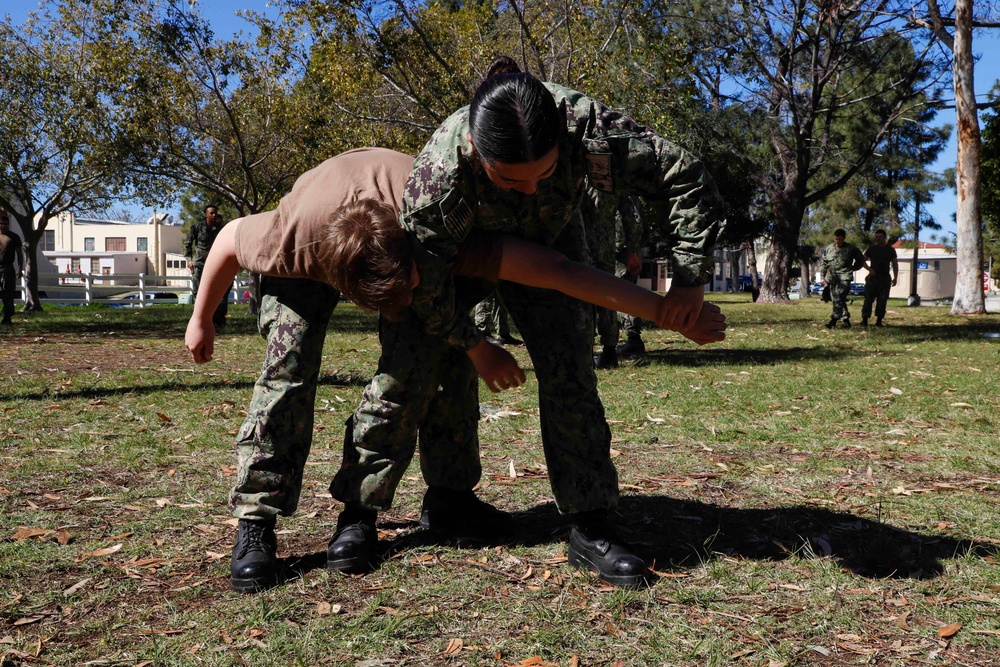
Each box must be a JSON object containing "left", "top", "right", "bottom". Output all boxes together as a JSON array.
[
  {"left": 157, "top": 413, "right": 171, "bottom": 422},
  {"left": 969, "top": 629, "right": 1000, "bottom": 636},
  {"left": 248, "top": 628, "right": 265, "bottom": 639},
  {"left": 896, "top": 610, "right": 911, "bottom": 631},
  {"left": 56, "top": 530, "right": 71, "bottom": 545},
  {"left": 64, "top": 578, "right": 91, "bottom": 597},
  {"left": 12, "top": 528, "right": 52, "bottom": 542},
  {"left": 937, "top": 623, "right": 962, "bottom": 638},
  {"left": 950, "top": 402, "right": 973, "bottom": 408},
  {"left": 83, "top": 543, "right": 122, "bottom": 558},
  {"left": 889, "top": 387, "right": 903, "bottom": 395},
  {"left": 444, "top": 638, "right": 463, "bottom": 654},
  {"left": 316, "top": 601, "right": 332, "bottom": 616},
  {"left": 13, "top": 617, "right": 43, "bottom": 626}
]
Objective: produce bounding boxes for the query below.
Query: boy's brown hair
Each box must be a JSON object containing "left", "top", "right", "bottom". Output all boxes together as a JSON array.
[{"left": 324, "top": 199, "right": 413, "bottom": 313}]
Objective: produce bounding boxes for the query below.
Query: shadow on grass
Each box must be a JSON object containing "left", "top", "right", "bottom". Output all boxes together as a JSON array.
[
  {"left": 640, "top": 346, "right": 858, "bottom": 367},
  {"left": 621, "top": 495, "right": 997, "bottom": 580},
  {"left": 870, "top": 322, "right": 1000, "bottom": 343},
  {"left": 272, "top": 495, "right": 998, "bottom": 585},
  {"left": 7, "top": 304, "right": 379, "bottom": 338},
  {"left": 9, "top": 371, "right": 373, "bottom": 402}
]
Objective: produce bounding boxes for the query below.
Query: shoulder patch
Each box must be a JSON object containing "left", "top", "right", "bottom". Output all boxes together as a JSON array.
[
  {"left": 442, "top": 195, "right": 474, "bottom": 242},
  {"left": 586, "top": 153, "right": 614, "bottom": 193}
]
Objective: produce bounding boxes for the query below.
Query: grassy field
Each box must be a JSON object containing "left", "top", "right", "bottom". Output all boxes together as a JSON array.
[{"left": 1, "top": 294, "right": 999, "bottom": 666}]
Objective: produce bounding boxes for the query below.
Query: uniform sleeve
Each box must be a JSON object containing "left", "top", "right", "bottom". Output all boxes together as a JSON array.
[
  {"left": 575, "top": 96, "right": 725, "bottom": 287},
  {"left": 403, "top": 215, "right": 482, "bottom": 349},
  {"left": 402, "top": 152, "right": 483, "bottom": 349},
  {"left": 183, "top": 225, "right": 197, "bottom": 260},
  {"left": 614, "top": 196, "right": 644, "bottom": 264},
  {"left": 819, "top": 248, "right": 830, "bottom": 277}
]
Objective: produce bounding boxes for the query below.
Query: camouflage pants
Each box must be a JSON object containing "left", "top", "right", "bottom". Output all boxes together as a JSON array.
[
  {"left": 333, "top": 218, "right": 618, "bottom": 515},
  {"left": 861, "top": 274, "right": 892, "bottom": 320},
  {"left": 0, "top": 266, "right": 15, "bottom": 320},
  {"left": 192, "top": 263, "right": 229, "bottom": 329},
  {"left": 474, "top": 292, "right": 511, "bottom": 338},
  {"left": 828, "top": 275, "right": 852, "bottom": 322},
  {"left": 616, "top": 266, "right": 643, "bottom": 340},
  {"left": 230, "top": 276, "right": 339, "bottom": 521}
]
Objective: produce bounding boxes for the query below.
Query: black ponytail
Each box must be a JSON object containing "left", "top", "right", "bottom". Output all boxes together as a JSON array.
[{"left": 469, "top": 56, "right": 561, "bottom": 165}]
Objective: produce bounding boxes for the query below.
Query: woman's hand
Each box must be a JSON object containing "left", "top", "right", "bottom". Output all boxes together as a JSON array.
[{"left": 185, "top": 316, "right": 215, "bottom": 363}]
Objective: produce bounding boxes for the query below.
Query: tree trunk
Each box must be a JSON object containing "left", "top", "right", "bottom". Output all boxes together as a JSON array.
[
  {"left": 800, "top": 261, "right": 811, "bottom": 298},
  {"left": 11, "top": 215, "right": 44, "bottom": 312},
  {"left": 950, "top": 0, "right": 985, "bottom": 314},
  {"left": 745, "top": 240, "right": 761, "bottom": 289}
]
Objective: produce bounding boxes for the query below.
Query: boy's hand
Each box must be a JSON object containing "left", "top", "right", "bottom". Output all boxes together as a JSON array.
[
  {"left": 185, "top": 317, "right": 215, "bottom": 363},
  {"left": 678, "top": 301, "right": 727, "bottom": 345},
  {"left": 466, "top": 338, "right": 527, "bottom": 393},
  {"left": 657, "top": 284, "right": 706, "bottom": 331}
]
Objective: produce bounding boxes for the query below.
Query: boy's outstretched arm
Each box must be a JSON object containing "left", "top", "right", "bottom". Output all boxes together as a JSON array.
[
  {"left": 184, "top": 220, "right": 243, "bottom": 363},
  {"left": 494, "top": 236, "right": 725, "bottom": 343}
]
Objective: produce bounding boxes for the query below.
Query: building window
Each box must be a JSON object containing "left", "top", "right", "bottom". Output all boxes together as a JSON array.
[
  {"left": 84, "top": 237, "right": 95, "bottom": 252},
  {"left": 40, "top": 230, "right": 55, "bottom": 251},
  {"left": 934, "top": 261, "right": 941, "bottom": 271},
  {"left": 106, "top": 237, "right": 126, "bottom": 252},
  {"left": 137, "top": 237, "right": 148, "bottom": 252},
  {"left": 71, "top": 258, "right": 81, "bottom": 273}
]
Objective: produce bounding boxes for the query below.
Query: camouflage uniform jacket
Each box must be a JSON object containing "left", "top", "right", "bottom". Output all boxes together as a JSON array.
[
  {"left": 402, "top": 81, "right": 726, "bottom": 350},
  {"left": 820, "top": 242, "right": 864, "bottom": 281},
  {"left": 184, "top": 220, "right": 225, "bottom": 267}
]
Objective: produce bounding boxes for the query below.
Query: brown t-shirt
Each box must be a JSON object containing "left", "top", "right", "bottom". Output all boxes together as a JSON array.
[
  {"left": 234, "top": 147, "right": 502, "bottom": 286},
  {"left": 0, "top": 230, "right": 23, "bottom": 266},
  {"left": 235, "top": 148, "right": 413, "bottom": 286}
]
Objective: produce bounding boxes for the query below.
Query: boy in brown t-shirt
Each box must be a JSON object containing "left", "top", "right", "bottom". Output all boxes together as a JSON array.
[{"left": 185, "top": 148, "right": 726, "bottom": 592}]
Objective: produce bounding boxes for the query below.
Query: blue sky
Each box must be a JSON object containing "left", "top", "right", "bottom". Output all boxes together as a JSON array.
[{"left": 4, "top": 1, "right": 998, "bottom": 236}]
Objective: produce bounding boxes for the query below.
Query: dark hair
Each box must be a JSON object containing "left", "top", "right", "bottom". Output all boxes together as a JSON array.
[
  {"left": 468, "top": 56, "right": 561, "bottom": 165},
  {"left": 324, "top": 199, "right": 413, "bottom": 314},
  {"left": 874, "top": 228, "right": 887, "bottom": 236},
  {"left": 204, "top": 205, "right": 218, "bottom": 214},
  {"left": 834, "top": 228, "right": 847, "bottom": 238}
]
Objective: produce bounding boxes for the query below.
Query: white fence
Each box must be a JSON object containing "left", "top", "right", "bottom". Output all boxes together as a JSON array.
[{"left": 16, "top": 272, "right": 247, "bottom": 307}]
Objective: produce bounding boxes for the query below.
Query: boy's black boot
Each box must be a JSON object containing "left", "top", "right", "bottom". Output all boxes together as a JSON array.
[
  {"left": 328, "top": 505, "right": 378, "bottom": 574},
  {"left": 876, "top": 317, "right": 883, "bottom": 327},
  {"left": 841, "top": 319, "right": 851, "bottom": 329},
  {"left": 419, "top": 487, "right": 514, "bottom": 538},
  {"left": 825, "top": 318, "right": 836, "bottom": 329},
  {"left": 567, "top": 511, "right": 652, "bottom": 589},
  {"left": 231, "top": 519, "right": 278, "bottom": 593}
]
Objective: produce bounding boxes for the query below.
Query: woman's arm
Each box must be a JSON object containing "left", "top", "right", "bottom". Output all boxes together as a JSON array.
[
  {"left": 495, "top": 236, "right": 725, "bottom": 343},
  {"left": 184, "top": 219, "right": 243, "bottom": 363}
]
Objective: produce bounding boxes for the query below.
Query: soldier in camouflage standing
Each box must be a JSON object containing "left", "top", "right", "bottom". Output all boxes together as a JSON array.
[
  {"left": 0, "top": 210, "right": 25, "bottom": 325},
  {"left": 819, "top": 228, "right": 865, "bottom": 329},
  {"left": 585, "top": 189, "right": 645, "bottom": 368},
  {"left": 184, "top": 205, "right": 228, "bottom": 332},
  {"left": 329, "top": 56, "right": 726, "bottom": 589},
  {"left": 474, "top": 292, "right": 522, "bottom": 345}
]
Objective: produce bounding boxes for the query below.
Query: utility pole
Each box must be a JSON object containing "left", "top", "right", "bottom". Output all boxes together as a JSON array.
[{"left": 908, "top": 196, "right": 921, "bottom": 306}]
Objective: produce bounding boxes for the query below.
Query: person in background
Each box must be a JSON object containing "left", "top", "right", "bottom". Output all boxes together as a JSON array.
[
  {"left": 0, "top": 210, "right": 24, "bottom": 325},
  {"left": 184, "top": 204, "right": 228, "bottom": 332},
  {"left": 819, "top": 228, "right": 864, "bottom": 329},
  {"left": 860, "top": 229, "right": 898, "bottom": 327}
]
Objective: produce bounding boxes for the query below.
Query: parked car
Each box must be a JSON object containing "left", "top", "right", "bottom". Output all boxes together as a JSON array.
[
  {"left": 809, "top": 282, "right": 824, "bottom": 295},
  {"left": 849, "top": 282, "right": 866, "bottom": 296},
  {"left": 106, "top": 291, "right": 179, "bottom": 308}
]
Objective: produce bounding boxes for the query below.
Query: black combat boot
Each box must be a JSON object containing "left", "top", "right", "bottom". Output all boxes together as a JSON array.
[
  {"left": 876, "top": 317, "right": 884, "bottom": 327},
  {"left": 841, "top": 319, "right": 851, "bottom": 329},
  {"left": 328, "top": 505, "right": 378, "bottom": 574},
  {"left": 860, "top": 317, "right": 869, "bottom": 327},
  {"left": 498, "top": 334, "right": 524, "bottom": 346},
  {"left": 617, "top": 335, "right": 646, "bottom": 359},
  {"left": 419, "top": 487, "right": 514, "bottom": 538},
  {"left": 567, "top": 511, "right": 652, "bottom": 589},
  {"left": 593, "top": 346, "right": 618, "bottom": 370},
  {"left": 825, "top": 318, "right": 836, "bottom": 329},
  {"left": 230, "top": 519, "right": 278, "bottom": 593}
]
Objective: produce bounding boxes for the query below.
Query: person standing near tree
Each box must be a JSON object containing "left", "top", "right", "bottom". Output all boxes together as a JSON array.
[
  {"left": 820, "top": 228, "right": 865, "bottom": 329},
  {"left": 328, "top": 56, "right": 726, "bottom": 589},
  {"left": 184, "top": 205, "right": 228, "bottom": 332},
  {"left": 0, "top": 210, "right": 25, "bottom": 325},
  {"left": 860, "top": 229, "right": 898, "bottom": 327}
]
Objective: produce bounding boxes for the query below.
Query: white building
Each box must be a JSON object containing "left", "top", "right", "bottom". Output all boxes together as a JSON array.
[{"left": 43, "top": 211, "right": 187, "bottom": 287}]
